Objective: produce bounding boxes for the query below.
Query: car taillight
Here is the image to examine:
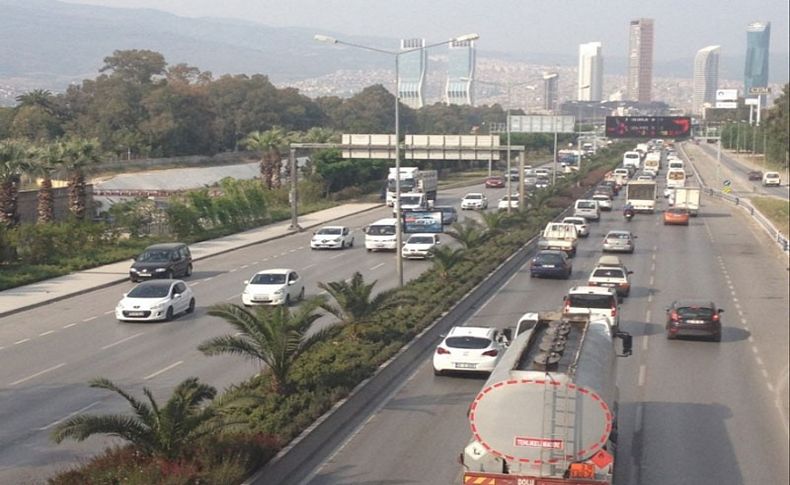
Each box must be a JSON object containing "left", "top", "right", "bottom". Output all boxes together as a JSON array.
[
  {"left": 436, "top": 347, "right": 450, "bottom": 355},
  {"left": 482, "top": 349, "right": 499, "bottom": 357},
  {"left": 611, "top": 306, "right": 617, "bottom": 317},
  {"left": 712, "top": 313, "right": 720, "bottom": 322},
  {"left": 670, "top": 310, "right": 679, "bottom": 321},
  {"left": 563, "top": 299, "right": 570, "bottom": 313},
  {"left": 588, "top": 281, "right": 597, "bottom": 286}
]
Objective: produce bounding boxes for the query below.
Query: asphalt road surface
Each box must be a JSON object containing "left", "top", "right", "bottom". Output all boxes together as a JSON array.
[{"left": 696, "top": 143, "right": 789, "bottom": 200}]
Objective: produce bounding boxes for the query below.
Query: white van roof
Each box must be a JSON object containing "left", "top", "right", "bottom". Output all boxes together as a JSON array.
[{"left": 369, "top": 218, "right": 398, "bottom": 226}]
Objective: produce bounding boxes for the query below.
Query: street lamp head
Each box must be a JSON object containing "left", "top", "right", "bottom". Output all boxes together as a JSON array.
[
  {"left": 454, "top": 33, "right": 480, "bottom": 42},
  {"left": 314, "top": 34, "right": 337, "bottom": 44}
]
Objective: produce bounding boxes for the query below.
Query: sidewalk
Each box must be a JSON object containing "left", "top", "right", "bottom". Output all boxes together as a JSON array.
[{"left": 0, "top": 203, "right": 382, "bottom": 318}]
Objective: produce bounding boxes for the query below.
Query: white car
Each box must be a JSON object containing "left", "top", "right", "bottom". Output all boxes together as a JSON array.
[
  {"left": 461, "top": 193, "right": 488, "bottom": 210},
  {"left": 574, "top": 199, "right": 600, "bottom": 221},
  {"left": 498, "top": 195, "right": 519, "bottom": 210},
  {"left": 115, "top": 279, "right": 195, "bottom": 322},
  {"left": 563, "top": 286, "right": 620, "bottom": 330},
  {"left": 310, "top": 226, "right": 354, "bottom": 249},
  {"left": 763, "top": 171, "right": 781, "bottom": 187},
  {"left": 401, "top": 233, "right": 440, "bottom": 259},
  {"left": 562, "top": 216, "right": 589, "bottom": 237},
  {"left": 433, "top": 326, "right": 509, "bottom": 375},
  {"left": 636, "top": 175, "right": 654, "bottom": 182},
  {"left": 242, "top": 269, "right": 304, "bottom": 306},
  {"left": 588, "top": 264, "right": 633, "bottom": 297},
  {"left": 591, "top": 194, "right": 613, "bottom": 211}
]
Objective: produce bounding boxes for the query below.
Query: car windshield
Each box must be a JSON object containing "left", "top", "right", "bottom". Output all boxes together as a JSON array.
[
  {"left": 465, "top": 194, "right": 482, "bottom": 200},
  {"left": 564, "top": 218, "right": 583, "bottom": 225},
  {"left": 400, "top": 196, "right": 422, "bottom": 205},
  {"left": 577, "top": 201, "right": 595, "bottom": 208},
  {"left": 137, "top": 250, "right": 171, "bottom": 262},
  {"left": 316, "top": 228, "right": 342, "bottom": 235},
  {"left": 568, "top": 294, "right": 613, "bottom": 309},
  {"left": 250, "top": 273, "right": 286, "bottom": 285},
  {"left": 535, "top": 254, "right": 564, "bottom": 264},
  {"left": 668, "top": 208, "right": 687, "bottom": 214},
  {"left": 593, "top": 269, "right": 625, "bottom": 278},
  {"left": 676, "top": 306, "right": 715, "bottom": 318},
  {"left": 408, "top": 236, "right": 434, "bottom": 244},
  {"left": 593, "top": 195, "right": 609, "bottom": 200},
  {"left": 127, "top": 284, "right": 170, "bottom": 298},
  {"left": 368, "top": 225, "right": 395, "bottom": 236},
  {"left": 445, "top": 336, "right": 492, "bottom": 349},
  {"left": 607, "top": 233, "right": 631, "bottom": 240}
]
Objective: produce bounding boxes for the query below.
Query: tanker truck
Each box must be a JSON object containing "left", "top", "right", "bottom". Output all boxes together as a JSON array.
[{"left": 461, "top": 311, "right": 633, "bottom": 484}]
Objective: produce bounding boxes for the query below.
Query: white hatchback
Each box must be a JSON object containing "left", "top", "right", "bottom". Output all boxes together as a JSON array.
[
  {"left": 461, "top": 193, "right": 488, "bottom": 210},
  {"left": 116, "top": 279, "right": 195, "bottom": 322},
  {"left": 433, "top": 326, "right": 508, "bottom": 375},
  {"left": 562, "top": 216, "right": 589, "bottom": 237},
  {"left": 401, "top": 233, "right": 440, "bottom": 259},
  {"left": 311, "top": 226, "right": 354, "bottom": 250},
  {"left": 242, "top": 269, "right": 304, "bottom": 306}
]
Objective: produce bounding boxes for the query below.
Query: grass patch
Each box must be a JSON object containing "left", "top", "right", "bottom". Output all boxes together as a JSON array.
[{"left": 751, "top": 197, "right": 790, "bottom": 237}]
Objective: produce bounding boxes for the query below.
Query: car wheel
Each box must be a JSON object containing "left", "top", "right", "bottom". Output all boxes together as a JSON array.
[
  {"left": 565, "top": 269, "right": 572, "bottom": 279},
  {"left": 433, "top": 368, "right": 443, "bottom": 376},
  {"left": 284, "top": 294, "right": 291, "bottom": 306},
  {"left": 185, "top": 264, "right": 193, "bottom": 277},
  {"left": 166, "top": 270, "right": 174, "bottom": 279},
  {"left": 299, "top": 287, "right": 305, "bottom": 301},
  {"left": 130, "top": 276, "right": 138, "bottom": 283},
  {"left": 165, "top": 306, "right": 174, "bottom": 321},
  {"left": 187, "top": 298, "right": 195, "bottom": 314},
  {"left": 366, "top": 248, "right": 372, "bottom": 252},
  {"left": 341, "top": 241, "right": 346, "bottom": 249},
  {"left": 350, "top": 238, "right": 354, "bottom": 248},
  {"left": 666, "top": 331, "right": 675, "bottom": 340}
]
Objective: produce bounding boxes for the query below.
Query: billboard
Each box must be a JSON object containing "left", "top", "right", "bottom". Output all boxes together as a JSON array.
[
  {"left": 605, "top": 116, "right": 691, "bottom": 139},
  {"left": 715, "top": 101, "right": 738, "bottom": 109},
  {"left": 715, "top": 89, "right": 738, "bottom": 101},
  {"left": 402, "top": 210, "right": 443, "bottom": 234},
  {"left": 509, "top": 115, "right": 576, "bottom": 133}
]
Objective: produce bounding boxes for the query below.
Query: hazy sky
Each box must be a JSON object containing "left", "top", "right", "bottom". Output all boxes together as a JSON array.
[{"left": 65, "top": 0, "right": 788, "bottom": 63}]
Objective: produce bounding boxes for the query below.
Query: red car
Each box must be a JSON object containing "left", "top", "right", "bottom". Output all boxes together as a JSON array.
[
  {"left": 663, "top": 207, "right": 690, "bottom": 225},
  {"left": 484, "top": 176, "right": 506, "bottom": 188},
  {"left": 666, "top": 300, "right": 723, "bottom": 341}
]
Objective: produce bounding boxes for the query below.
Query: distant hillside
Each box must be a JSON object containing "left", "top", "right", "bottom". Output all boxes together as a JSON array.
[{"left": 0, "top": 0, "right": 786, "bottom": 100}]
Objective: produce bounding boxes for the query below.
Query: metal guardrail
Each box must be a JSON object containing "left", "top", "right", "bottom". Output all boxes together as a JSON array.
[{"left": 679, "top": 143, "right": 789, "bottom": 253}]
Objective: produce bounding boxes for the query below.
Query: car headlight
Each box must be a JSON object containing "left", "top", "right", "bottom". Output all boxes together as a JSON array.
[
  {"left": 150, "top": 303, "right": 165, "bottom": 311},
  {"left": 274, "top": 288, "right": 284, "bottom": 295},
  {"left": 154, "top": 268, "right": 167, "bottom": 273},
  {"left": 129, "top": 268, "right": 138, "bottom": 273}
]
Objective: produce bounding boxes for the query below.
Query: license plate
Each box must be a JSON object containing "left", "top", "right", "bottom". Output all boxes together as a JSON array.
[
  {"left": 127, "top": 311, "right": 145, "bottom": 317},
  {"left": 687, "top": 319, "right": 705, "bottom": 324},
  {"left": 543, "top": 264, "right": 555, "bottom": 268},
  {"left": 602, "top": 283, "right": 615, "bottom": 287},
  {"left": 455, "top": 363, "right": 477, "bottom": 369}
]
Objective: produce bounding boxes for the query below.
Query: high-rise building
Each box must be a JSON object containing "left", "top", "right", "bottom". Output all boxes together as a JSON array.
[
  {"left": 398, "top": 38, "right": 427, "bottom": 109},
  {"left": 543, "top": 72, "right": 559, "bottom": 111},
  {"left": 578, "top": 42, "right": 603, "bottom": 101},
  {"left": 744, "top": 21, "right": 770, "bottom": 98},
  {"left": 627, "top": 18, "right": 654, "bottom": 102},
  {"left": 445, "top": 39, "right": 476, "bottom": 105},
  {"left": 692, "top": 45, "right": 720, "bottom": 115}
]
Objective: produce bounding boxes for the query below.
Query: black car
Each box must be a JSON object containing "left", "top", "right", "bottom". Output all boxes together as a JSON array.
[
  {"left": 666, "top": 300, "right": 723, "bottom": 341},
  {"left": 529, "top": 250, "right": 572, "bottom": 279},
  {"left": 435, "top": 206, "right": 458, "bottom": 225},
  {"left": 600, "top": 180, "right": 619, "bottom": 195},
  {"left": 130, "top": 243, "right": 193, "bottom": 282},
  {"left": 747, "top": 170, "right": 763, "bottom": 181}
]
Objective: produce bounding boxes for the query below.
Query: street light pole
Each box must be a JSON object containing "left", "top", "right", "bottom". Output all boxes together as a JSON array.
[{"left": 315, "top": 33, "right": 479, "bottom": 287}]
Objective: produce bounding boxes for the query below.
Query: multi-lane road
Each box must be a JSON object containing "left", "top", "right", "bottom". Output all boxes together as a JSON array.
[
  {"left": 2, "top": 156, "right": 788, "bottom": 484},
  {"left": 696, "top": 143, "right": 789, "bottom": 200}
]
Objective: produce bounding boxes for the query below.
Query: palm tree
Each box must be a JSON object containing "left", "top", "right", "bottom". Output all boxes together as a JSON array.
[
  {"left": 318, "top": 271, "right": 391, "bottom": 338},
  {"left": 242, "top": 127, "right": 289, "bottom": 189},
  {"left": 51, "top": 377, "right": 230, "bottom": 460},
  {"left": 479, "top": 210, "right": 510, "bottom": 235},
  {"left": 199, "top": 299, "right": 328, "bottom": 394},
  {"left": 28, "top": 142, "right": 66, "bottom": 224},
  {"left": 430, "top": 245, "right": 467, "bottom": 281},
  {"left": 0, "top": 139, "right": 31, "bottom": 227},
  {"left": 445, "top": 219, "right": 487, "bottom": 249},
  {"left": 61, "top": 137, "right": 103, "bottom": 220},
  {"left": 15, "top": 89, "right": 57, "bottom": 114}
]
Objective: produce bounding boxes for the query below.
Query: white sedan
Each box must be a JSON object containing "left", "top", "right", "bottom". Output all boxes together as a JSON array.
[
  {"left": 461, "top": 193, "right": 488, "bottom": 210},
  {"left": 433, "top": 326, "right": 509, "bottom": 375},
  {"left": 115, "top": 279, "right": 195, "bottom": 322},
  {"left": 242, "top": 269, "right": 305, "bottom": 306},
  {"left": 562, "top": 216, "right": 589, "bottom": 237},
  {"left": 497, "top": 195, "right": 519, "bottom": 211},
  {"left": 310, "top": 225, "right": 354, "bottom": 249},
  {"left": 401, "top": 233, "right": 440, "bottom": 259}
]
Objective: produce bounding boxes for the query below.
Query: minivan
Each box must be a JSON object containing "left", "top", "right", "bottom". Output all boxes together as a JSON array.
[
  {"left": 130, "top": 243, "right": 192, "bottom": 282},
  {"left": 564, "top": 286, "right": 620, "bottom": 329},
  {"left": 364, "top": 218, "right": 398, "bottom": 252},
  {"left": 574, "top": 199, "right": 600, "bottom": 221}
]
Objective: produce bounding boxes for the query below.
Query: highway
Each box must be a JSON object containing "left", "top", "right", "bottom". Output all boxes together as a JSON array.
[
  {"left": 0, "top": 182, "right": 506, "bottom": 483},
  {"left": 302, "top": 166, "right": 790, "bottom": 484},
  {"left": 696, "top": 142, "right": 789, "bottom": 200}
]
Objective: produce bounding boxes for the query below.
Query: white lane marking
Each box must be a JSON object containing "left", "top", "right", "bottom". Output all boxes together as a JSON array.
[
  {"left": 143, "top": 360, "right": 183, "bottom": 380},
  {"left": 225, "top": 294, "right": 239, "bottom": 301},
  {"left": 101, "top": 333, "right": 143, "bottom": 350},
  {"left": 289, "top": 249, "right": 297, "bottom": 253},
  {"left": 649, "top": 275, "right": 655, "bottom": 286},
  {"left": 252, "top": 261, "right": 259, "bottom": 265},
  {"left": 652, "top": 245, "right": 657, "bottom": 251},
  {"left": 38, "top": 401, "right": 101, "bottom": 431},
  {"left": 39, "top": 330, "right": 55, "bottom": 337},
  {"left": 302, "top": 263, "right": 317, "bottom": 270},
  {"left": 645, "top": 309, "right": 652, "bottom": 322},
  {"left": 9, "top": 363, "right": 66, "bottom": 386},
  {"left": 751, "top": 346, "right": 759, "bottom": 354},
  {"left": 330, "top": 253, "right": 345, "bottom": 260},
  {"left": 0, "top": 346, "right": 4, "bottom": 351},
  {"left": 761, "top": 368, "right": 769, "bottom": 379},
  {"left": 369, "top": 263, "right": 385, "bottom": 271},
  {"left": 734, "top": 302, "right": 741, "bottom": 310},
  {"left": 103, "top": 310, "right": 114, "bottom": 315},
  {"left": 280, "top": 252, "right": 288, "bottom": 256},
  {"left": 297, "top": 247, "right": 304, "bottom": 250},
  {"left": 647, "top": 294, "right": 653, "bottom": 303},
  {"left": 63, "top": 323, "right": 77, "bottom": 329},
  {"left": 741, "top": 318, "right": 748, "bottom": 325},
  {"left": 229, "top": 268, "right": 239, "bottom": 273},
  {"left": 755, "top": 356, "right": 764, "bottom": 367},
  {"left": 748, "top": 335, "right": 755, "bottom": 343},
  {"left": 240, "top": 264, "right": 249, "bottom": 269},
  {"left": 767, "top": 382, "right": 775, "bottom": 392},
  {"left": 14, "top": 338, "right": 30, "bottom": 345},
  {"left": 82, "top": 316, "right": 97, "bottom": 322},
  {"left": 642, "top": 338, "right": 649, "bottom": 351},
  {"left": 638, "top": 365, "right": 646, "bottom": 386},
  {"left": 205, "top": 276, "right": 215, "bottom": 282},
  {"left": 650, "top": 262, "right": 656, "bottom": 272},
  {"left": 651, "top": 253, "right": 656, "bottom": 261},
  {"left": 192, "top": 281, "right": 202, "bottom": 286}
]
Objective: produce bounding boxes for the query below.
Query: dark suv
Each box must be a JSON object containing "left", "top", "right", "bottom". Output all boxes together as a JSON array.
[
  {"left": 666, "top": 300, "right": 723, "bottom": 342},
  {"left": 130, "top": 243, "right": 193, "bottom": 282}
]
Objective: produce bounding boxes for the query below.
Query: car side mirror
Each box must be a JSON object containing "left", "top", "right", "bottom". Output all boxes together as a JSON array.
[
  {"left": 628, "top": 271, "right": 634, "bottom": 274},
  {"left": 363, "top": 227, "right": 369, "bottom": 234},
  {"left": 174, "top": 293, "right": 181, "bottom": 298},
  {"left": 718, "top": 309, "right": 725, "bottom": 313},
  {"left": 502, "top": 328, "right": 513, "bottom": 343},
  {"left": 288, "top": 280, "right": 296, "bottom": 286},
  {"left": 243, "top": 280, "right": 249, "bottom": 285}
]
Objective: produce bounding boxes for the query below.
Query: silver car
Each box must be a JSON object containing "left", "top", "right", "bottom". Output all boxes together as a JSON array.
[{"left": 602, "top": 230, "right": 636, "bottom": 253}]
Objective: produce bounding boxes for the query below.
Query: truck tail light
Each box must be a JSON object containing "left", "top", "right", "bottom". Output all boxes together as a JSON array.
[
  {"left": 436, "top": 347, "right": 450, "bottom": 355},
  {"left": 482, "top": 349, "right": 499, "bottom": 357},
  {"left": 670, "top": 310, "right": 679, "bottom": 322}
]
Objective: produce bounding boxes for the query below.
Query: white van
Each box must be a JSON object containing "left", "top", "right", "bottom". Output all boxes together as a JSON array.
[
  {"left": 667, "top": 159, "right": 685, "bottom": 171},
  {"left": 574, "top": 199, "right": 600, "bottom": 221},
  {"left": 623, "top": 151, "right": 641, "bottom": 169},
  {"left": 665, "top": 168, "right": 686, "bottom": 189},
  {"left": 364, "top": 218, "right": 398, "bottom": 252},
  {"left": 564, "top": 286, "right": 620, "bottom": 329}
]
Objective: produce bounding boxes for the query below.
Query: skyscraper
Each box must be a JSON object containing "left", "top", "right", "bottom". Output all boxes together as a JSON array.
[
  {"left": 398, "top": 38, "right": 427, "bottom": 109},
  {"left": 543, "top": 72, "right": 559, "bottom": 112},
  {"left": 692, "top": 45, "right": 720, "bottom": 115},
  {"left": 578, "top": 42, "right": 603, "bottom": 101},
  {"left": 744, "top": 21, "right": 770, "bottom": 97},
  {"left": 627, "top": 18, "right": 654, "bottom": 102},
  {"left": 445, "top": 39, "right": 476, "bottom": 105}
]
